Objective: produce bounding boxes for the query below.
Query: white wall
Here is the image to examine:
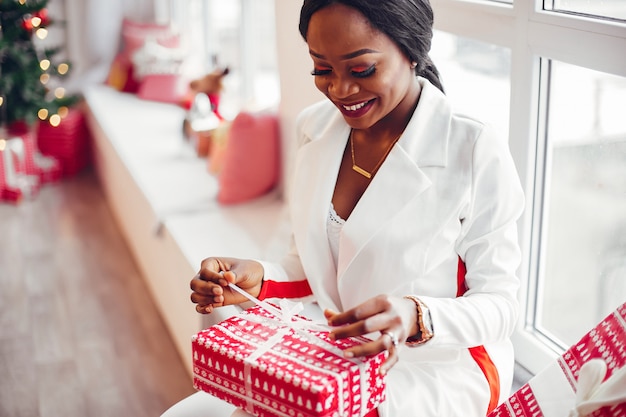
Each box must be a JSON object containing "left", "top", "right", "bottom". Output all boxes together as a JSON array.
[{"left": 274, "top": 0, "right": 322, "bottom": 197}]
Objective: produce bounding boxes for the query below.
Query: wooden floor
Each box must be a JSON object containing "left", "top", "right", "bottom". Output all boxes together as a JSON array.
[{"left": 0, "top": 170, "right": 195, "bottom": 417}]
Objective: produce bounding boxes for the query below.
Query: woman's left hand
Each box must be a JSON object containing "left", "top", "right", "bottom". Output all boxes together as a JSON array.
[{"left": 324, "top": 295, "right": 418, "bottom": 374}]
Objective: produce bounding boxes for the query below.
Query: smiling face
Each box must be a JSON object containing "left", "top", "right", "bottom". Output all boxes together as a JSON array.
[{"left": 305, "top": 3, "right": 421, "bottom": 133}]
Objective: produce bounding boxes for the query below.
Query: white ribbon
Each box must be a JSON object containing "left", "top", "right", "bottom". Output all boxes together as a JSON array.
[
  {"left": 2, "top": 138, "right": 38, "bottom": 198},
  {"left": 568, "top": 359, "right": 626, "bottom": 417},
  {"left": 228, "top": 283, "right": 358, "bottom": 416},
  {"left": 228, "top": 283, "right": 328, "bottom": 331}
]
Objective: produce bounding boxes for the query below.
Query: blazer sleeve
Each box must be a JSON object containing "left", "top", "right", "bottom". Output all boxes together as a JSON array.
[
  {"left": 420, "top": 123, "right": 525, "bottom": 348},
  {"left": 257, "top": 236, "right": 314, "bottom": 301},
  {"left": 255, "top": 104, "right": 323, "bottom": 302}
]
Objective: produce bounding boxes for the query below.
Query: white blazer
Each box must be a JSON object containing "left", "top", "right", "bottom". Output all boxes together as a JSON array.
[{"left": 262, "top": 78, "right": 525, "bottom": 416}]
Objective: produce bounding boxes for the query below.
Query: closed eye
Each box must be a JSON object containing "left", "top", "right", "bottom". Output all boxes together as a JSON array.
[{"left": 352, "top": 64, "right": 376, "bottom": 78}]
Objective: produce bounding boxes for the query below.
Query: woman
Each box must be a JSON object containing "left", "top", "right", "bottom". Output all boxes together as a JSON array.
[{"left": 164, "top": 0, "right": 524, "bottom": 416}]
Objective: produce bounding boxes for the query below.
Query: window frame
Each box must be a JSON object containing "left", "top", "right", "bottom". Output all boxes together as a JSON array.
[{"left": 431, "top": 0, "right": 626, "bottom": 374}]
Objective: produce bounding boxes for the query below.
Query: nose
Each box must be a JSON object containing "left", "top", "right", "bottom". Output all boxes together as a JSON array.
[{"left": 327, "top": 75, "right": 359, "bottom": 99}]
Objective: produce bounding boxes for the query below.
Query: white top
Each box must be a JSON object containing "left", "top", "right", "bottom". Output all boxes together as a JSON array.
[{"left": 327, "top": 203, "right": 346, "bottom": 271}]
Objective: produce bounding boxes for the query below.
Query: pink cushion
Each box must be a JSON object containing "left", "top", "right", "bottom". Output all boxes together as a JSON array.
[
  {"left": 122, "top": 19, "right": 179, "bottom": 52},
  {"left": 137, "top": 74, "right": 188, "bottom": 104},
  {"left": 217, "top": 112, "right": 281, "bottom": 204},
  {"left": 105, "top": 19, "right": 180, "bottom": 94}
]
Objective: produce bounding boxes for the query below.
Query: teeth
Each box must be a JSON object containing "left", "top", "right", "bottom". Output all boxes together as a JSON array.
[{"left": 343, "top": 101, "right": 367, "bottom": 111}]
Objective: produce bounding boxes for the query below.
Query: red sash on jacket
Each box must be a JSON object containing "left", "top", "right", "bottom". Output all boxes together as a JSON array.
[{"left": 457, "top": 258, "right": 501, "bottom": 414}]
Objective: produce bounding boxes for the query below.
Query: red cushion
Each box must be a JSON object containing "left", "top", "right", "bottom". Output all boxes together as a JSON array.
[{"left": 217, "top": 112, "right": 281, "bottom": 204}]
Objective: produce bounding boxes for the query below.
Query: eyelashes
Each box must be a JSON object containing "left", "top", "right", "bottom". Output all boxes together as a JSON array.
[
  {"left": 311, "top": 64, "right": 376, "bottom": 78},
  {"left": 311, "top": 68, "right": 332, "bottom": 76},
  {"left": 352, "top": 65, "right": 376, "bottom": 78}
]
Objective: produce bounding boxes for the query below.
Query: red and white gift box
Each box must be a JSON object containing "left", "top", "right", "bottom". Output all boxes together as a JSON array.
[
  {"left": 37, "top": 108, "right": 91, "bottom": 177},
  {"left": 489, "top": 302, "right": 626, "bottom": 417},
  {"left": 192, "top": 303, "right": 387, "bottom": 417},
  {"left": 0, "top": 136, "right": 40, "bottom": 203},
  {"left": 19, "top": 130, "right": 62, "bottom": 184}
]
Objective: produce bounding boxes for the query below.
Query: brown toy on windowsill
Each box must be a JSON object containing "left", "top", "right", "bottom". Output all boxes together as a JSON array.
[{"left": 182, "top": 67, "right": 229, "bottom": 157}]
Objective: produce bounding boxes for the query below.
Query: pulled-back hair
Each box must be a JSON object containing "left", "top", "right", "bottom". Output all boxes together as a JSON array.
[{"left": 299, "top": 0, "right": 444, "bottom": 93}]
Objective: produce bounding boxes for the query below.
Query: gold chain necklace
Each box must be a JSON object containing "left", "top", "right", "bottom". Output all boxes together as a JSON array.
[{"left": 350, "top": 129, "right": 402, "bottom": 179}]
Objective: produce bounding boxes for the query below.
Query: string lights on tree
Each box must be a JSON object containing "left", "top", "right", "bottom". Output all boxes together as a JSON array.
[{"left": 0, "top": 0, "right": 77, "bottom": 131}]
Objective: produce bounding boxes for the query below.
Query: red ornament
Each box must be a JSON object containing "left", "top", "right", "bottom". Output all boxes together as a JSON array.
[
  {"left": 20, "top": 9, "right": 50, "bottom": 33},
  {"left": 21, "top": 14, "right": 33, "bottom": 31},
  {"left": 33, "top": 9, "right": 51, "bottom": 27}
]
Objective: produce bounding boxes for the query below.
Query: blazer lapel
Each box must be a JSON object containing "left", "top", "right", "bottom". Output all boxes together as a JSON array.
[
  {"left": 290, "top": 121, "right": 350, "bottom": 311},
  {"left": 337, "top": 143, "right": 432, "bottom": 278},
  {"left": 338, "top": 78, "right": 452, "bottom": 282}
]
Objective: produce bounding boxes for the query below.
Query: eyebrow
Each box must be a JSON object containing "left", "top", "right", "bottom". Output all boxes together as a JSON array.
[{"left": 309, "top": 48, "right": 381, "bottom": 60}]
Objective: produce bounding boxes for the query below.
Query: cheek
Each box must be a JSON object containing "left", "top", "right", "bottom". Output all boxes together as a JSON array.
[
  {"left": 314, "top": 77, "right": 328, "bottom": 94},
  {"left": 380, "top": 71, "right": 411, "bottom": 103}
]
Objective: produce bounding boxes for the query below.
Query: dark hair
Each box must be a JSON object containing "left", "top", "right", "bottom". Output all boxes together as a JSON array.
[{"left": 299, "top": 0, "right": 444, "bottom": 93}]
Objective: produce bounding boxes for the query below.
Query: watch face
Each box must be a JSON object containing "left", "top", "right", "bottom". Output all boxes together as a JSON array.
[{"left": 422, "top": 305, "right": 433, "bottom": 333}]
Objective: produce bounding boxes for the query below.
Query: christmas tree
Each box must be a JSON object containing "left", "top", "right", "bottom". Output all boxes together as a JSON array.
[{"left": 0, "top": 0, "right": 77, "bottom": 130}]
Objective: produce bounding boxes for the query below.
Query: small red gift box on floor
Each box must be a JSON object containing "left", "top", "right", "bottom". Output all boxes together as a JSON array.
[
  {"left": 37, "top": 107, "right": 91, "bottom": 177},
  {"left": 489, "top": 302, "right": 626, "bottom": 417},
  {"left": 0, "top": 136, "right": 40, "bottom": 203},
  {"left": 18, "top": 130, "right": 62, "bottom": 184},
  {"left": 192, "top": 303, "right": 387, "bottom": 417}
]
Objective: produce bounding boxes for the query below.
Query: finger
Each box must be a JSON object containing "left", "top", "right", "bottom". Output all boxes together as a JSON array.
[
  {"left": 377, "top": 331, "right": 400, "bottom": 375},
  {"left": 190, "top": 291, "right": 224, "bottom": 306},
  {"left": 329, "top": 312, "right": 394, "bottom": 340},
  {"left": 326, "top": 301, "right": 387, "bottom": 327},
  {"left": 341, "top": 333, "right": 399, "bottom": 375},
  {"left": 380, "top": 347, "right": 399, "bottom": 375},
  {"left": 222, "top": 270, "right": 237, "bottom": 284},
  {"left": 342, "top": 333, "right": 393, "bottom": 358},
  {"left": 198, "top": 269, "right": 229, "bottom": 286},
  {"left": 190, "top": 275, "right": 225, "bottom": 296},
  {"left": 195, "top": 304, "right": 214, "bottom": 314}
]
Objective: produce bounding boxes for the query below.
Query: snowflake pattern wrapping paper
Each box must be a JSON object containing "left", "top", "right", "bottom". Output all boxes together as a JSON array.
[
  {"left": 192, "top": 304, "right": 387, "bottom": 417},
  {"left": 488, "top": 302, "right": 626, "bottom": 417}
]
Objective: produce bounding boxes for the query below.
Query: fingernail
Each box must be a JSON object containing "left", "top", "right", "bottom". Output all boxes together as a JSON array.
[{"left": 344, "top": 351, "right": 354, "bottom": 358}]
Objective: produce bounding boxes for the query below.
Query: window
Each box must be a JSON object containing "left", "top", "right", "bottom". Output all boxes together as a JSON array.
[
  {"left": 544, "top": 0, "right": 626, "bottom": 21},
  {"left": 163, "top": 0, "right": 280, "bottom": 119},
  {"left": 532, "top": 60, "right": 626, "bottom": 349},
  {"left": 429, "top": 0, "right": 626, "bottom": 374},
  {"left": 430, "top": 31, "right": 511, "bottom": 140}
]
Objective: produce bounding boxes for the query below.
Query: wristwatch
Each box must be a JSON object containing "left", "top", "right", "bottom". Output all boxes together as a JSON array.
[{"left": 403, "top": 295, "right": 434, "bottom": 346}]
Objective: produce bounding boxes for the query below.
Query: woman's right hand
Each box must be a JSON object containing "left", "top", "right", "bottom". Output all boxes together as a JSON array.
[{"left": 189, "top": 257, "right": 264, "bottom": 314}]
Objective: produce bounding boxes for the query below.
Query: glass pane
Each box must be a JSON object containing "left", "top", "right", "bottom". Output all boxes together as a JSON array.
[
  {"left": 545, "top": 0, "right": 626, "bottom": 21},
  {"left": 186, "top": 0, "right": 279, "bottom": 118},
  {"left": 430, "top": 31, "right": 511, "bottom": 140},
  {"left": 538, "top": 61, "right": 626, "bottom": 348}
]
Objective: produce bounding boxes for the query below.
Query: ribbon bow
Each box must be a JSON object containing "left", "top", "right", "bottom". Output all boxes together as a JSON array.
[
  {"left": 228, "top": 283, "right": 355, "bottom": 415},
  {"left": 568, "top": 359, "right": 626, "bottom": 417},
  {"left": 228, "top": 283, "right": 329, "bottom": 332}
]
